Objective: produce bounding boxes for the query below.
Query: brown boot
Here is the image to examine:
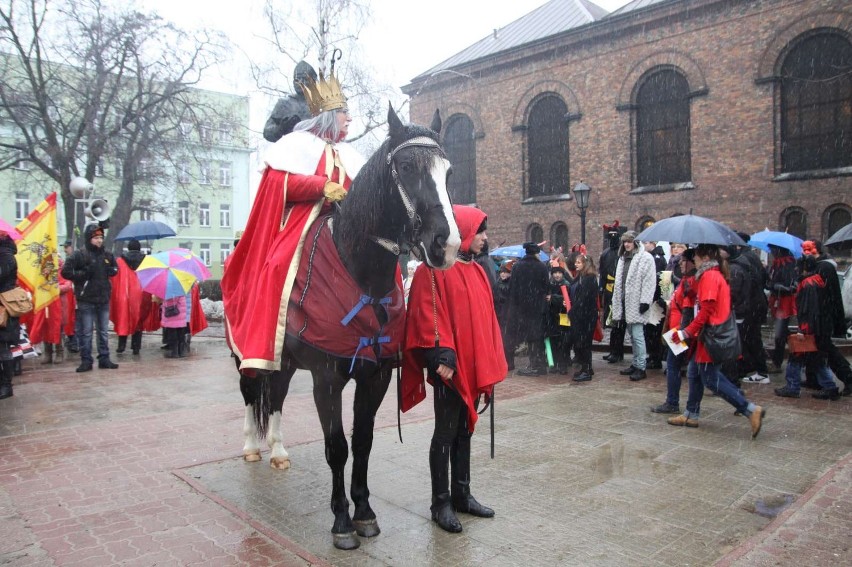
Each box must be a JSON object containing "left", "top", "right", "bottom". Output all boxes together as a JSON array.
[
  {"left": 667, "top": 414, "right": 699, "bottom": 428},
  {"left": 749, "top": 406, "right": 765, "bottom": 439}
]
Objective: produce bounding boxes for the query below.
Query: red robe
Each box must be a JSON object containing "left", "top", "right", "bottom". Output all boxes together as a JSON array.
[
  {"left": 402, "top": 206, "right": 507, "bottom": 432},
  {"left": 139, "top": 293, "right": 161, "bottom": 332},
  {"left": 221, "top": 131, "right": 363, "bottom": 373},
  {"left": 109, "top": 257, "right": 143, "bottom": 336},
  {"left": 189, "top": 284, "right": 208, "bottom": 335}
]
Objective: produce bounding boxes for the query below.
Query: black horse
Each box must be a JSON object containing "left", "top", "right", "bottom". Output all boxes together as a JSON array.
[{"left": 240, "top": 105, "right": 459, "bottom": 550}]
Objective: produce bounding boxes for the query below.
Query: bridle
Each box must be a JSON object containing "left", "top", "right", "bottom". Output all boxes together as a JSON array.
[{"left": 368, "top": 136, "right": 447, "bottom": 258}]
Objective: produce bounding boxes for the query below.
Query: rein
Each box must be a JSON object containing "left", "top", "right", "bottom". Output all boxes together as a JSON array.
[{"left": 368, "top": 136, "right": 446, "bottom": 257}]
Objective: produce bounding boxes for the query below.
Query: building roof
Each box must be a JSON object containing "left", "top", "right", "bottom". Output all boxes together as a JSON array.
[
  {"left": 410, "top": 0, "right": 678, "bottom": 84},
  {"left": 413, "top": 0, "right": 610, "bottom": 81}
]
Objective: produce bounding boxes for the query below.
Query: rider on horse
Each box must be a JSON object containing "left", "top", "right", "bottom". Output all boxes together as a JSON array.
[{"left": 222, "top": 64, "right": 365, "bottom": 375}]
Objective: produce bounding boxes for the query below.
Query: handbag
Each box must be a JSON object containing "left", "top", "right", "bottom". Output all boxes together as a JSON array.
[
  {"left": 699, "top": 311, "right": 741, "bottom": 363},
  {"left": 787, "top": 333, "right": 817, "bottom": 353},
  {"left": 164, "top": 304, "right": 180, "bottom": 318},
  {"left": 0, "top": 287, "right": 33, "bottom": 317}
]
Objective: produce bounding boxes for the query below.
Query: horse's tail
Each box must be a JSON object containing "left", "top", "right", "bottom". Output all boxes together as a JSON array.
[{"left": 246, "top": 373, "right": 273, "bottom": 440}]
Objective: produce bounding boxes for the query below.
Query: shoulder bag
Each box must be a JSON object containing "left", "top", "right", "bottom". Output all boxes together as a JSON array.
[
  {"left": 787, "top": 333, "right": 817, "bottom": 354},
  {"left": 0, "top": 287, "right": 33, "bottom": 318},
  {"left": 699, "top": 310, "right": 741, "bottom": 363}
]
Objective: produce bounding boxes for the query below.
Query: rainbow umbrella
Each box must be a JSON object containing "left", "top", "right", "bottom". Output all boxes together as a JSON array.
[
  {"left": 135, "top": 255, "right": 198, "bottom": 299},
  {"left": 156, "top": 248, "right": 212, "bottom": 280}
]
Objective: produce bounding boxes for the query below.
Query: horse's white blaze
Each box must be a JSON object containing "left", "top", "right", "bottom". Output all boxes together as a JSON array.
[
  {"left": 243, "top": 405, "right": 261, "bottom": 457},
  {"left": 267, "top": 411, "right": 290, "bottom": 462},
  {"left": 426, "top": 157, "right": 460, "bottom": 268}
]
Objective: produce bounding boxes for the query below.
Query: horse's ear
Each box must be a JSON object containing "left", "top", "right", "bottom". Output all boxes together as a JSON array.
[
  {"left": 430, "top": 109, "right": 441, "bottom": 134},
  {"left": 387, "top": 102, "right": 404, "bottom": 138}
]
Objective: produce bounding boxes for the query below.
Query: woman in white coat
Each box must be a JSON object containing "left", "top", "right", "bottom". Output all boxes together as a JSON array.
[{"left": 611, "top": 230, "right": 658, "bottom": 381}]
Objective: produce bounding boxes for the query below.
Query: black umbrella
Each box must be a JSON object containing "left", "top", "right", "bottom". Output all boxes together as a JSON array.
[
  {"left": 635, "top": 214, "right": 746, "bottom": 247},
  {"left": 825, "top": 222, "right": 852, "bottom": 247},
  {"left": 113, "top": 221, "right": 177, "bottom": 242}
]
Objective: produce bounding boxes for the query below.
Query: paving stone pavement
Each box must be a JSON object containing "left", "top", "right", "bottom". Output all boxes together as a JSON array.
[{"left": 0, "top": 331, "right": 850, "bottom": 566}]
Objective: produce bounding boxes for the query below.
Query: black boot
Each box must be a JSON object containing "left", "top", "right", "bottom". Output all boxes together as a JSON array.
[
  {"left": 450, "top": 436, "right": 494, "bottom": 518},
  {"left": 41, "top": 343, "right": 54, "bottom": 364},
  {"left": 164, "top": 341, "right": 180, "bottom": 358},
  {"left": 430, "top": 440, "right": 462, "bottom": 533},
  {"left": 116, "top": 336, "right": 127, "bottom": 354},
  {"left": 130, "top": 331, "right": 142, "bottom": 355},
  {"left": 574, "top": 364, "right": 593, "bottom": 382},
  {"left": 0, "top": 359, "right": 13, "bottom": 399}
]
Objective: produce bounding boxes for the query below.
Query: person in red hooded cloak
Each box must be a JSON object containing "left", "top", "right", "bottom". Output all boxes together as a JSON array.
[{"left": 402, "top": 204, "right": 507, "bottom": 534}]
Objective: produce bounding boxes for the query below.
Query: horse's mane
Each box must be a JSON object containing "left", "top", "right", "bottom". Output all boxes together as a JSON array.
[{"left": 335, "top": 123, "right": 440, "bottom": 252}]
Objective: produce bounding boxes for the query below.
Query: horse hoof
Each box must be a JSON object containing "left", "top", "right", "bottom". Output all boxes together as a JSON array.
[
  {"left": 332, "top": 531, "right": 360, "bottom": 550},
  {"left": 270, "top": 456, "right": 290, "bottom": 470},
  {"left": 243, "top": 451, "right": 261, "bottom": 462},
  {"left": 353, "top": 518, "right": 380, "bottom": 538}
]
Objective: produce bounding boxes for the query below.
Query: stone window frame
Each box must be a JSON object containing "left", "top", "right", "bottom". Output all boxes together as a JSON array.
[
  {"left": 527, "top": 223, "right": 544, "bottom": 244},
  {"left": 779, "top": 206, "right": 807, "bottom": 240},
  {"left": 442, "top": 112, "right": 478, "bottom": 205},
  {"left": 616, "top": 50, "right": 708, "bottom": 195},
  {"left": 550, "top": 221, "right": 569, "bottom": 252},
  {"left": 755, "top": 13, "right": 852, "bottom": 181},
  {"left": 511, "top": 80, "right": 581, "bottom": 205}
]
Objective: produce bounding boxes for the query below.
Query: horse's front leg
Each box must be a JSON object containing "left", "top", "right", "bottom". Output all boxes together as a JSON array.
[
  {"left": 239, "top": 373, "right": 262, "bottom": 462},
  {"left": 312, "top": 367, "right": 358, "bottom": 550},
  {"left": 350, "top": 363, "right": 393, "bottom": 538}
]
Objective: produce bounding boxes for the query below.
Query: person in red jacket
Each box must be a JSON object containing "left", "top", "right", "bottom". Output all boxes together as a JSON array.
[
  {"left": 401, "top": 205, "right": 507, "bottom": 534},
  {"left": 650, "top": 248, "right": 697, "bottom": 414},
  {"left": 668, "top": 244, "right": 765, "bottom": 438}
]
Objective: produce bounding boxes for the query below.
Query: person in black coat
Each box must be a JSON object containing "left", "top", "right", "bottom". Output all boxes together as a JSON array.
[
  {"left": 727, "top": 241, "right": 770, "bottom": 384},
  {"left": 570, "top": 253, "right": 600, "bottom": 382},
  {"left": 0, "top": 234, "right": 20, "bottom": 399},
  {"left": 508, "top": 243, "right": 550, "bottom": 376},
  {"left": 599, "top": 225, "right": 624, "bottom": 363},
  {"left": 493, "top": 262, "right": 514, "bottom": 370},
  {"left": 61, "top": 223, "right": 119, "bottom": 373},
  {"left": 546, "top": 266, "right": 572, "bottom": 374}
]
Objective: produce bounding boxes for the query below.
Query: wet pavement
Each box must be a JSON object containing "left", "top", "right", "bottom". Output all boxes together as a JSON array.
[{"left": 0, "top": 329, "right": 850, "bottom": 566}]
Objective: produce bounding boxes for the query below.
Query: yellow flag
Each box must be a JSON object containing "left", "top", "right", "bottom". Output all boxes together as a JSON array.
[{"left": 15, "top": 192, "right": 59, "bottom": 310}]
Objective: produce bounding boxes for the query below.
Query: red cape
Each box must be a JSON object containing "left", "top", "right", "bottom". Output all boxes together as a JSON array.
[
  {"left": 139, "top": 293, "right": 161, "bottom": 332},
  {"left": 109, "top": 257, "right": 143, "bottom": 336},
  {"left": 221, "top": 146, "right": 353, "bottom": 372},
  {"left": 189, "top": 284, "right": 207, "bottom": 335}
]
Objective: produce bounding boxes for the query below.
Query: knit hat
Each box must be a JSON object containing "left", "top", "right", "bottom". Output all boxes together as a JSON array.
[
  {"left": 620, "top": 230, "right": 637, "bottom": 242},
  {"left": 550, "top": 265, "right": 566, "bottom": 275},
  {"left": 801, "top": 240, "right": 818, "bottom": 256},
  {"left": 127, "top": 239, "right": 141, "bottom": 251}
]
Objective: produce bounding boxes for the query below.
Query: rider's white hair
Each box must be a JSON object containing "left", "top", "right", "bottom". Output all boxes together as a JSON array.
[{"left": 294, "top": 109, "right": 345, "bottom": 142}]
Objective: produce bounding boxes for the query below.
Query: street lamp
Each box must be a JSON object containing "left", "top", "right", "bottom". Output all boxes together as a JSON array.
[{"left": 572, "top": 181, "right": 591, "bottom": 245}]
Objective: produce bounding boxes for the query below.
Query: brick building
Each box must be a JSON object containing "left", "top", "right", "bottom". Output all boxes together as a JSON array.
[{"left": 403, "top": 0, "right": 852, "bottom": 260}]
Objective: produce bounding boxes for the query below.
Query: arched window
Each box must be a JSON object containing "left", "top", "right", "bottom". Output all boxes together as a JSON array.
[
  {"left": 824, "top": 204, "right": 852, "bottom": 256},
  {"left": 443, "top": 114, "right": 476, "bottom": 204},
  {"left": 636, "top": 69, "right": 691, "bottom": 187},
  {"left": 636, "top": 215, "right": 656, "bottom": 233},
  {"left": 780, "top": 207, "right": 807, "bottom": 240},
  {"left": 550, "top": 222, "right": 569, "bottom": 252},
  {"left": 527, "top": 223, "right": 544, "bottom": 244},
  {"left": 780, "top": 31, "right": 852, "bottom": 173},
  {"left": 527, "top": 95, "right": 569, "bottom": 199}
]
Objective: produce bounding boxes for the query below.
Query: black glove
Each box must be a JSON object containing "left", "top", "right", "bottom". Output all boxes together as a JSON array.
[
  {"left": 639, "top": 303, "right": 650, "bottom": 314},
  {"left": 772, "top": 283, "right": 792, "bottom": 294},
  {"left": 656, "top": 298, "right": 667, "bottom": 309}
]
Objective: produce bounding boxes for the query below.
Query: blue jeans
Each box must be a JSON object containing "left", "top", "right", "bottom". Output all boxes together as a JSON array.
[
  {"left": 784, "top": 353, "right": 835, "bottom": 394},
  {"left": 627, "top": 323, "right": 646, "bottom": 370},
  {"left": 686, "top": 359, "right": 757, "bottom": 418},
  {"left": 77, "top": 302, "right": 111, "bottom": 365},
  {"left": 684, "top": 359, "right": 703, "bottom": 418},
  {"left": 665, "top": 349, "right": 688, "bottom": 407}
]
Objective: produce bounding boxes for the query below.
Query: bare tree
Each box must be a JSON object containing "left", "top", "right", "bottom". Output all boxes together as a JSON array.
[{"left": 0, "top": 0, "right": 226, "bottom": 245}]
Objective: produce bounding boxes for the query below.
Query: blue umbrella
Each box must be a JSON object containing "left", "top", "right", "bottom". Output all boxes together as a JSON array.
[
  {"left": 748, "top": 230, "right": 803, "bottom": 258},
  {"left": 489, "top": 244, "right": 549, "bottom": 262},
  {"left": 114, "top": 220, "right": 177, "bottom": 242},
  {"left": 635, "top": 214, "right": 746, "bottom": 246}
]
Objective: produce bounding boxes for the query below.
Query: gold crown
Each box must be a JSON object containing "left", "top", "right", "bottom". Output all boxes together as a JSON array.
[{"left": 299, "top": 70, "right": 347, "bottom": 116}]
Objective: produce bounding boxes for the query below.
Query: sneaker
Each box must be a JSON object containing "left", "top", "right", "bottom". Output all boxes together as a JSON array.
[
  {"left": 629, "top": 369, "right": 647, "bottom": 382},
  {"left": 650, "top": 403, "right": 681, "bottom": 414},
  {"left": 517, "top": 367, "right": 546, "bottom": 376},
  {"left": 667, "top": 414, "right": 699, "bottom": 428},
  {"left": 774, "top": 386, "right": 800, "bottom": 398},
  {"left": 812, "top": 389, "right": 840, "bottom": 401},
  {"left": 742, "top": 373, "right": 770, "bottom": 384},
  {"left": 76, "top": 363, "right": 93, "bottom": 373},
  {"left": 619, "top": 365, "right": 638, "bottom": 376},
  {"left": 98, "top": 360, "right": 119, "bottom": 369}
]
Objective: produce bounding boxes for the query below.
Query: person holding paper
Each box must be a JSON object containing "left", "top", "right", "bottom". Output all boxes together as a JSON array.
[
  {"left": 652, "top": 249, "right": 697, "bottom": 414},
  {"left": 667, "top": 244, "right": 765, "bottom": 439}
]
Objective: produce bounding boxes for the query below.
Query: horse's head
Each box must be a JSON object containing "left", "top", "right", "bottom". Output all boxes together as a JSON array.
[{"left": 386, "top": 106, "right": 460, "bottom": 269}]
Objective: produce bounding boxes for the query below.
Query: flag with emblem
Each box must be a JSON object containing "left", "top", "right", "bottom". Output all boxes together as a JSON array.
[{"left": 15, "top": 193, "right": 60, "bottom": 344}]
